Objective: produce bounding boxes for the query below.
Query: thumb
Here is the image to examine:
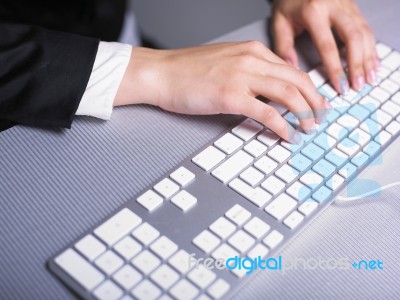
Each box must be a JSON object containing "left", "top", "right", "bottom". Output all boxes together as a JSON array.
[{"left": 272, "top": 13, "right": 298, "bottom": 68}]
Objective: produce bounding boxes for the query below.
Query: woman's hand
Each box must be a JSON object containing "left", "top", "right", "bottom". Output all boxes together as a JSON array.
[
  {"left": 271, "top": 0, "right": 378, "bottom": 94},
  {"left": 115, "top": 41, "right": 330, "bottom": 143}
]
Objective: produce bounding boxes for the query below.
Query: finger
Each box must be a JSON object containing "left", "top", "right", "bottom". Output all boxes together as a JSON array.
[
  {"left": 358, "top": 19, "right": 378, "bottom": 85},
  {"left": 303, "top": 13, "right": 349, "bottom": 95},
  {"left": 332, "top": 13, "right": 365, "bottom": 91},
  {"left": 272, "top": 12, "right": 299, "bottom": 67},
  {"left": 233, "top": 96, "right": 302, "bottom": 143}
]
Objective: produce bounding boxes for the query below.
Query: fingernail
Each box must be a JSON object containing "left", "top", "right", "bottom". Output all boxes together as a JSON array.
[
  {"left": 285, "top": 57, "right": 295, "bottom": 67},
  {"left": 355, "top": 76, "right": 365, "bottom": 91},
  {"left": 367, "top": 70, "right": 378, "bottom": 85},
  {"left": 338, "top": 72, "right": 349, "bottom": 95},
  {"left": 290, "top": 131, "right": 303, "bottom": 144}
]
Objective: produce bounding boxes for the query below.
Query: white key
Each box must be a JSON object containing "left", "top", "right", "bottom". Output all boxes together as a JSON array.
[
  {"left": 370, "top": 87, "right": 390, "bottom": 103},
  {"left": 283, "top": 211, "right": 304, "bottom": 230},
  {"left": 381, "top": 79, "right": 399, "bottom": 95},
  {"left": 377, "top": 66, "right": 392, "bottom": 82},
  {"left": 376, "top": 43, "right": 391, "bottom": 59},
  {"left": 326, "top": 123, "right": 347, "bottom": 140},
  {"left": 207, "top": 278, "right": 230, "bottom": 300},
  {"left": 95, "top": 250, "right": 124, "bottom": 276},
  {"left": 113, "top": 265, "right": 142, "bottom": 290},
  {"left": 170, "top": 167, "right": 195, "bottom": 186},
  {"left": 308, "top": 66, "right": 327, "bottom": 87},
  {"left": 254, "top": 156, "right": 278, "bottom": 175},
  {"left": 244, "top": 140, "right": 268, "bottom": 157},
  {"left": 211, "top": 244, "right": 239, "bottom": 262},
  {"left": 300, "top": 171, "right": 324, "bottom": 188},
  {"left": 372, "top": 109, "right": 392, "bottom": 126},
  {"left": 374, "top": 130, "right": 392, "bottom": 146},
  {"left": 132, "top": 279, "right": 161, "bottom": 300},
  {"left": 240, "top": 166, "right": 264, "bottom": 187},
  {"left": 75, "top": 234, "right": 106, "bottom": 261},
  {"left": 229, "top": 178, "right": 271, "bottom": 207},
  {"left": 154, "top": 178, "right": 180, "bottom": 199},
  {"left": 93, "top": 280, "right": 123, "bottom": 300},
  {"left": 150, "top": 236, "right": 178, "bottom": 260},
  {"left": 192, "top": 230, "right": 220, "bottom": 254},
  {"left": 298, "top": 200, "right": 318, "bottom": 216},
  {"left": 359, "top": 95, "right": 380, "bottom": 112},
  {"left": 209, "top": 217, "right": 236, "bottom": 239},
  {"left": 132, "top": 222, "right": 160, "bottom": 246},
  {"left": 275, "top": 164, "right": 299, "bottom": 183},
  {"left": 393, "top": 92, "right": 400, "bottom": 105},
  {"left": 192, "top": 146, "right": 226, "bottom": 171},
  {"left": 132, "top": 250, "right": 161, "bottom": 275},
  {"left": 150, "top": 265, "right": 180, "bottom": 290},
  {"left": 55, "top": 249, "right": 105, "bottom": 290},
  {"left": 248, "top": 244, "right": 269, "bottom": 259},
  {"left": 228, "top": 230, "right": 256, "bottom": 253},
  {"left": 187, "top": 264, "right": 217, "bottom": 289},
  {"left": 360, "top": 119, "right": 382, "bottom": 135},
  {"left": 171, "top": 190, "right": 197, "bottom": 212},
  {"left": 381, "top": 100, "right": 400, "bottom": 117},
  {"left": 257, "top": 129, "right": 280, "bottom": 147},
  {"left": 214, "top": 133, "right": 243, "bottom": 155},
  {"left": 342, "top": 88, "right": 361, "bottom": 103},
  {"left": 212, "top": 150, "right": 253, "bottom": 183},
  {"left": 337, "top": 115, "right": 359, "bottom": 129},
  {"left": 381, "top": 51, "right": 400, "bottom": 71},
  {"left": 114, "top": 236, "right": 142, "bottom": 260},
  {"left": 94, "top": 208, "right": 142, "bottom": 246},
  {"left": 168, "top": 249, "right": 193, "bottom": 274},
  {"left": 225, "top": 204, "right": 251, "bottom": 226},
  {"left": 386, "top": 120, "right": 400, "bottom": 135},
  {"left": 137, "top": 190, "right": 163, "bottom": 212},
  {"left": 326, "top": 174, "right": 345, "bottom": 191},
  {"left": 230, "top": 267, "right": 247, "bottom": 279},
  {"left": 232, "top": 118, "right": 263, "bottom": 141},
  {"left": 267, "top": 145, "right": 291, "bottom": 163},
  {"left": 337, "top": 138, "right": 360, "bottom": 156},
  {"left": 263, "top": 230, "right": 284, "bottom": 249},
  {"left": 331, "top": 96, "right": 350, "bottom": 111},
  {"left": 261, "top": 175, "right": 285, "bottom": 195},
  {"left": 320, "top": 83, "right": 338, "bottom": 100},
  {"left": 390, "top": 71, "right": 400, "bottom": 85},
  {"left": 286, "top": 181, "right": 310, "bottom": 201},
  {"left": 265, "top": 193, "right": 297, "bottom": 220},
  {"left": 169, "top": 279, "right": 199, "bottom": 300},
  {"left": 244, "top": 217, "right": 270, "bottom": 239},
  {"left": 349, "top": 128, "right": 371, "bottom": 146}
]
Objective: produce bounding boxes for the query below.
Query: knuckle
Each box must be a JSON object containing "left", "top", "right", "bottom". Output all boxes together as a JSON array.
[
  {"left": 245, "top": 40, "right": 266, "bottom": 54},
  {"left": 301, "top": 1, "right": 321, "bottom": 20},
  {"left": 260, "top": 105, "right": 277, "bottom": 123},
  {"left": 281, "top": 83, "right": 299, "bottom": 99}
]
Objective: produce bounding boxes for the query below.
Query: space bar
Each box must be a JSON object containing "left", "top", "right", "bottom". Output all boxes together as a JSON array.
[{"left": 211, "top": 150, "right": 253, "bottom": 183}]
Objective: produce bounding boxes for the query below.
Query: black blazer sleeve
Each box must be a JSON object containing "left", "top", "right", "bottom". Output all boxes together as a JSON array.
[{"left": 0, "top": 22, "right": 99, "bottom": 130}]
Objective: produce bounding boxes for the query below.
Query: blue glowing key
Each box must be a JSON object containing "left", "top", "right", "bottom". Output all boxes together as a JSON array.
[
  {"left": 363, "top": 141, "right": 382, "bottom": 157},
  {"left": 312, "top": 186, "right": 333, "bottom": 203},
  {"left": 349, "top": 104, "right": 370, "bottom": 122},
  {"left": 339, "top": 162, "right": 357, "bottom": 178},
  {"left": 325, "top": 149, "right": 348, "bottom": 167},
  {"left": 314, "top": 132, "right": 336, "bottom": 151},
  {"left": 301, "top": 143, "right": 324, "bottom": 160},
  {"left": 289, "top": 153, "right": 312, "bottom": 172},
  {"left": 326, "top": 109, "right": 340, "bottom": 123},
  {"left": 312, "top": 159, "right": 336, "bottom": 178},
  {"left": 351, "top": 152, "right": 369, "bottom": 168}
]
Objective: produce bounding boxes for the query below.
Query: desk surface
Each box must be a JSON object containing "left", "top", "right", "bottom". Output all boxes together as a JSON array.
[{"left": 1, "top": 1, "right": 400, "bottom": 299}]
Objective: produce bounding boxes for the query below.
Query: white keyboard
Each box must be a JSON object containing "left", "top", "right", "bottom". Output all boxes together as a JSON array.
[{"left": 49, "top": 42, "right": 400, "bottom": 300}]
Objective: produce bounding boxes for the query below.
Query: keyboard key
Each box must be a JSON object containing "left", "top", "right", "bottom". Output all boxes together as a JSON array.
[
  {"left": 370, "top": 87, "right": 390, "bottom": 103},
  {"left": 113, "top": 265, "right": 142, "bottom": 290},
  {"left": 132, "top": 279, "right": 161, "bottom": 300},
  {"left": 298, "top": 200, "right": 318, "bottom": 216},
  {"left": 114, "top": 236, "right": 142, "bottom": 260},
  {"left": 360, "top": 118, "right": 382, "bottom": 136},
  {"left": 171, "top": 190, "right": 197, "bottom": 212},
  {"left": 254, "top": 156, "right": 278, "bottom": 175},
  {"left": 308, "top": 66, "right": 326, "bottom": 87},
  {"left": 301, "top": 143, "right": 324, "bottom": 161},
  {"left": 337, "top": 114, "right": 359, "bottom": 130},
  {"left": 75, "top": 234, "right": 106, "bottom": 261},
  {"left": 207, "top": 278, "right": 230, "bottom": 300},
  {"left": 280, "top": 139, "right": 304, "bottom": 153},
  {"left": 283, "top": 211, "right": 304, "bottom": 230},
  {"left": 154, "top": 178, "right": 179, "bottom": 199},
  {"left": 150, "top": 236, "right": 178, "bottom": 260},
  {"left": 348, "top": 104, "right": 370, "bottom": 122},
  {"left": 319, "top": 83, "right": 338, "bottom": 100},
  {"left": 132, "top": 250, "right": 161, "bottom": 275},
  {"left": 314, "top": 132, "right": 336, "bottom": 150},
  {"left": 244, "top": 217, "right": 270, "bottom": 239},
  {"left": 312, "top": 185, "right": 332, "bottom": 203},
  {"left": 244, "top": 140, "right": 268, "bottom": 157},
  {"left": 370, "top": 109, "right": 392, "bottom": 126},
  {"left": 150, "top": 264, "right": 180, "bottom": 290},
  {"left": 394, "top": 92, "right": 400, "bottom": 105},
  {"left": 170, "top": 167, "right": 195, "bottom": 187},
  {"left": 326, "top": 174, "right": 345, "bottom": 191},
  {"left": 209, "top": 217, "right": 236, "bottom": 239},
  {"left": 342, "top": 88, "right": 362, "bottom": 103},
  {"left": 137, "top": 190, "right": 163, "bottom": 212},
  {"left": 95, "top": 250, "right": 124, "bottom": 276},
  {"left": 381, "top": 79, "right": 399, "bottom": 95},
  {"left": 211, "top": 244, "right": 239, "bottom": 262},
  {"left": 363, "top": 141, "right": 382, "bottom": 156},
  {"left": 339, "top": 162, "right": 357, "bottom": 179},
  {"left": 300, "top": 171, "right": 324, "bottom": 189},
  {"left": 390, "top": 71, "right": 400, "bottom": 85},
  {"left": 330, "top": 96, "right": 350, "bottom": 113},
  {"left": 386, "top": 120, "right": 400, "bottom": 135},
  {"left": 192, "top": 230, "right": 220, "bottom": 254},
  {"left": 192, "top": 146, "right": 226, "bottom": 172},
  {"left": 351, "top": 152, "right": 369, "bottom": 168},
  {"left": 287, "top": 181, "right": 311, "bottom": 201},
  {"left": 265, "top": 193, "right": 297, "bottom": 220},
  {"left": 289, "top": 153, "right": 312, "bottom": 172},
  {"left": 337, "top": 138, "right": 360, "bottom": 156},
  {"left": 94, "top": 208, "right": 142, "bottom": 246},
  {"left": 326, "top": 109, "right": 340, "bottom": 123},
  {"left": 374, "top": 130, "right": 392, "bottom": 146},
  {"left": 267, "top": 145, "right": 291, "bottom": 163},
  {"left": 257, "top": 129, "right": 280, "bottom": 147},
  {"left": 349, "top": 128, "right": 371, "bottom": 146},
  {"left": 228, "top": 230, "right": 256, "bottom": 253},
  {"left": 212, "top": 150, "right": 253, "bottom": 183},
  {"left": 168, "top": 249, "right": 194, "bottom": 274},
  {"left": 169, "top": 279, "right": 199, "bottom": 300},
  {"left": 229, "top": 178, "right": 271, "bottom": 207},
  {"left": 381, "top": 100, "right": 400, "bottom": 117},
  {"left": 93, "top": 280, "right": 123, "bottom": 300},
  {"left": 376, "top": 43, "right": 391, "bottom": 59},
  {"left": 325, "top": 148, "right": 348, "bottom": 168},
  {"left": 326, "top": 123, "right": 348, "bottom": 141},
  {"left": 261, "top": 175, "right": 285, "bottom": 195},
  {"left": 132, "top": 223, "right": 160, "bottom": 246},
  {"left": 225, "top": 204, "right": 251, "bottom": 226},
  {"left": 312, "top": 159, "right": 336, "bottom": 178},
  {"left": 187, "top": 264, "right": 217, "bottom": 289},
  {"left": 275, "top": 164, "right": 299, "bottom": 184},
  {"left": 232, "top": 118, "right": 263, "bottom": 141},
  {"left": 214, "top": 133, "right": 243, "bottom": 154},
  {"left": 55, "top": 249, "right": 105, "bottom": 291},
  {"left": 381, "top": 51, "right": 400, "bottom": 70},
  {"left": 247, "top": 244, "right": 269, "bottom": 259},
  {"left": 263, "top": 230, "right": 284, "bottom": 249},
  {"left": 377, "top": 66, "right": 391, "bottom": 82},
  {"left": 359, "top": 95, "right": 380, "bottom": 112},
  {"left": 240, "top": 166, "right": 264, "bottom": 186}
]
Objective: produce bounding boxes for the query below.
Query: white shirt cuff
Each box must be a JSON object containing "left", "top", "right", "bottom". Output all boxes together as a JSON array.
[{"left": 76, "top": 41, "right": 132, "bottom": 120}]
